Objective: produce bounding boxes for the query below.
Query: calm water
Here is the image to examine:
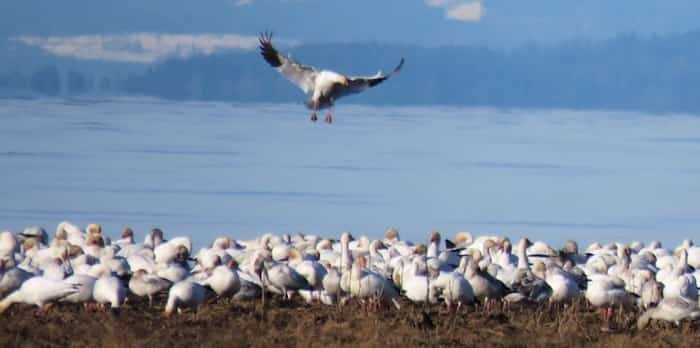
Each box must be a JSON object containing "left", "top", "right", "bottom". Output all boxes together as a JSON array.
[{"left": 1, "top": 98, "right": 699, "bottom": 249}]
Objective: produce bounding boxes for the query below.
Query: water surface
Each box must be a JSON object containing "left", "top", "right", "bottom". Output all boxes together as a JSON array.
[{"left": 1, "top": 98, "right": 699, "bottom": 249}]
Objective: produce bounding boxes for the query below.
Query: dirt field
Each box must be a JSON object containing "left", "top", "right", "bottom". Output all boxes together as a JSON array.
[{"left": 0, "top": 296, "right": 697, "bottom": 348}]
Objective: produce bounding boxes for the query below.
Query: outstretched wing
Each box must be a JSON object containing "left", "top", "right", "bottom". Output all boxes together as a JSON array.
[
  {"left": 333, "top": 58, "right": 404, "bottom": 99},
  {"left": 259, "top": 32, "right": 318, "bottom": 94}
]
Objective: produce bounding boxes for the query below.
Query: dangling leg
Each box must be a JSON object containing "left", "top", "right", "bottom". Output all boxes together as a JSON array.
[
  {"left": 325, "top": 103, "right": 333, "bottom": 124},
  {"left": 310, "top": 101, "right": 318, "bottom": 122}
]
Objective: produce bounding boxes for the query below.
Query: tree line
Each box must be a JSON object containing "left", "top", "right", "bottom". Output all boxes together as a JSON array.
[{"left": 4, "top": 30, "right": 700, "bottom": 113}]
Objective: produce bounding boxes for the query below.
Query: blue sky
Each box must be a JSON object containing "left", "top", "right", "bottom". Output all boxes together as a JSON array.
[{"left": 2, "top": 1, "right": 700, "bottom": 62}]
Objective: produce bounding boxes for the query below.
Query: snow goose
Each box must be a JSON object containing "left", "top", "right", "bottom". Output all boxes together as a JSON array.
[
  {"left": 164, "top": 280, "right": 208, "bottom": 317},
  {"left": 0, "top": 276, "right": 78, "bottom": 314},
  {"left": 155, "top": 262, "right": 189, "bottom": 283},
  {"left": 585, "top": 273, "right": 637, "bottom": 322},
  {"left": 154, "top": 237, "right": 192, "bottom": 264},
  {"left": 114, "top": 226, "right": 135, "bottom": 247},
  {"left": 676, "top": 239, "right": 700, "bottom": 269},
  {"left": 316, "top": 239, "right": 336, "bottom": 262},
  {"left": 144, "top": 228, "right": 165, "bottom": 249},
  {"left": 263, "top": 263, "right": 310, "bottom": 299},
  {"left": 338, "top": 232, "right": 354, "bottom": 272},
  {"left": 401, "top": 256, "right": 431, "bottom": 303},
  {"left": 232, "top": 269, "right": 263, "bottom": 302},
  {"left": 366, "top": 240, "right": 391, "bottom": 277},
  {"left": 255, "top": 252, "right": 310, "bottom": 299},
  {"left": 287, "top": 248, "right": 326, "bottom": 298},
  {"left": 99, "top": 247, "right": 130, "bottom": 278},
  {"left": 259, "top": 32, "right": 403, "bottom": 123},
  {"left": 541, "top": 263, "right": 580, "bottom": 303},
  {"left": 126, "top": 254, "right": 157, "bottom": 274},
  {"left": 62, "top": 274, "right": 97, "bottom": 304},
  {"left": 383, "top": 227, "right": 401, "bottom": 246},
  {"left": 40, "top": 257, "right": 71, "bottom": 281},
  {"left": 639, "top": 276, "right": 663, "bottom": 309},
  {"left": 384, "top": 228, "right": 414, "bottom": 257},
  {"left": 638, "top": 297, "right": 700, "bottom": 329},
  {"left": 464, "top": 250, "right": 509, "bottom": 305},
  {"left": 349, "top": 255, "right": 400, "bottom": 309},
  {"left": 92, "top": 271, "right": 126, "bottom": 309},
  {"left": 0, "top": 231, "right": 18, "bottom": 259},
  {"left": 320, "top": 262, "right": 342, "bottom": 304},
  {"left": 0, "top": 259, "right": 32, "bottom": 299},
  {"left": 200, "top": 258, "right": 241, "bottom": 299},
  {"left": 661, "top": 249, "right": 698, "bottom": 303},
  {"left": 129, "top": 269, "right": 172, "bottom": 307},
  {"left": 429, "top": 256, "right": 474, "bottom": 310},
  {"left": 54, "top": 222, "right": 84, "bottom": 247},
  {"left": 493, "top": 238, "right": 532, "bottom": 289},
  {"left": 20, "top": 226, "right": 48, "bottom": 247},
  {"left": 427, "top": 231, "right": 441, "bottom": 259}
]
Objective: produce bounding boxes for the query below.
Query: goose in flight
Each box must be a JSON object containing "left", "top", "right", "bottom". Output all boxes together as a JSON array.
[{"left": 259, "top": 32, "right": 404, "bottom": 123}]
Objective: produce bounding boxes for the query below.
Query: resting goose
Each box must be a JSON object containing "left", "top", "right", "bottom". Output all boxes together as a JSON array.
[
  {"left": 200, "top": 258, "right": 241, "bottom": 299},
  {"left": 638, "top": 297, "right": 700, "bottom": 329},
  {"left": 164, "top": 280, "right": 208, "bottom": 317},
  {"left": 259, "top": 32, "right": 403, "bottom": 123},
  {"left": 0, "top": 276, "right": 78, "bottom": 314}
]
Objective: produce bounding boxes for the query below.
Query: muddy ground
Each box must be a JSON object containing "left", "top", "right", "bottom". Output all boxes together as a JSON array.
[{"left": 0, "top": 296, "right": 697, "bottom": 348}]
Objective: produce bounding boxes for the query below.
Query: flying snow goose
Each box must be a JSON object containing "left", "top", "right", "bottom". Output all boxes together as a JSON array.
[{"left": 259, "top": 32, "right": 404, "bottom": 123}]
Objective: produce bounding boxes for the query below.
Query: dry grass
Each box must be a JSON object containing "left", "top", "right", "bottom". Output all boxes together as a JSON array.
[{"left": 0, "top": 296, "right": 698, "bottom": 348}]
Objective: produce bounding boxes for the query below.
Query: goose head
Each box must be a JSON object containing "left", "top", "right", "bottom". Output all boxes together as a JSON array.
[
  {"left": 86, "top": 223, "right": 102, "bottom": 237},
  {"left": 413, "top": 244, "right": 427, "bottom": 256},
  {"left": 384, "top": 227, "right": 399, "bottom": 243},
  {"left": 454, "top": 231, "right": 473, "bottom": 247}
]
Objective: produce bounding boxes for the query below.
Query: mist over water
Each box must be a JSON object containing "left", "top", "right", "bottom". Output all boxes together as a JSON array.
[{"left": 1, "top": 98, "right": 699, "bottom": 250}]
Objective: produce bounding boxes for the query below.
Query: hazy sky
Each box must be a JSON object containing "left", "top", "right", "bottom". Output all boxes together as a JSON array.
[{"left": 2, "top": 1, "right": 700, "bottom": 62}]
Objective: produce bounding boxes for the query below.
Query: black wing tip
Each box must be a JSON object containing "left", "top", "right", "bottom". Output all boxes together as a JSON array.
[
  {"left": 394, "top": 58, "right": 405, "bottom": 73},
  {"left": 258, "top": 30, "right": 282, "bottom": 68}
]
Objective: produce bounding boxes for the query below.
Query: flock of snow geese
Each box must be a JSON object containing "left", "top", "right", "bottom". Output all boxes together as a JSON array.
[{"left": 1, "top": 222, "right": 700, "bottom": 329}]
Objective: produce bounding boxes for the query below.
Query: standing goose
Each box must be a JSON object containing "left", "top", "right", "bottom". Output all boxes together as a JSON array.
[
  {"left": 93, "top": 272, "right": 126, "bottom": 310},
  {"left": 259, "top": 32, "right": 404, "bottom": 123},
  {"left": 129, "top": 269, "right": 171, "bottom": 307}
]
